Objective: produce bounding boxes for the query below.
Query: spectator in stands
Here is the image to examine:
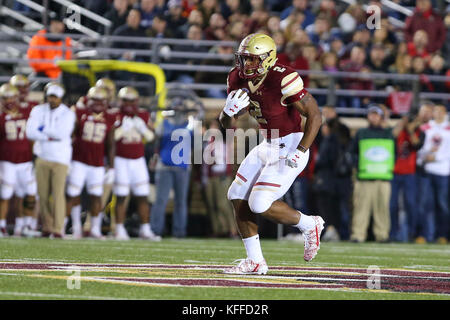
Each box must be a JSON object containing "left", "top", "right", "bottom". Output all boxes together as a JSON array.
[
  {"left": 277, "top": 41, "right": 309, "bottom": 88},
  {"left": 27, "top": 16, "right": 72, "bottom": 79},
  {"left": 416, "top": 104, "right": 450, "bottom": 244},
  {"left": 112, "top": 9, "right": 149, "bottom": 62},
  {"left": 443, "top": 8, "right": 450, "bottom": 63},
  {"left": 26, "top": 84, "right": 75, "bottom": 238},
  {"left": 165, "top": 0, "right": 187, "bottom": 38},
  {"left": 195, "top": 43, "right": 233, "bottom": 98},
  {"left": 198, "top": 0, "right": 219, "bottom": 28},
  {"left": 329, "top": 34, "right": 345, "bottom": 58},
  {"left": 305, "top": 12, "right": 333, "bottom": 52},
  {"left": 139, "top": 0, "right": 160, "bottom": 29},
  {"left": 280, "top": 9, "right": 305, "bottom": 42},
  {"left": 389, "top": 113, "right": 425, "bottom": 242},
  {"left": 104, "top": 0, "right": 130, "bottom": 34},
  {"left": 425, "top": 54, "right": 448, "bottom": 93},
  {"left": 338, "top": 45, "right": 373, "bottom": 109},
  {"left": 267, "top": 15, "right": 281, "bottom": 35},
  {"left": 411, "top": 56, "right": 435, "bottom": 92},
  {"left": 204, "top": 13, "right": 227, "bottom": 41},
  {"left": 312, "top": 121, "right": 341, "bottom": 241},
  {"left": 178, "top": 9, "right": 204, "bottom": 37},
  {"left": 170, "top": 24, "right": 208, "bottom": 83},
  {"left": 367, "top": 43, "right": 392, "bottom": 92},
  {"left": 271, "top": 30, "right": 287, "bottom": 53},
  {"left": 202, "top": 119, "right": 237, "bottom": 238},
  {"left": 280, "top": 0, "right": 315, "bottom": 28},
  {"left": 228, "top": 20, "right": 249, "bottom": 42},
  {"left": 350, "top": 105, "right": 396, "bottom": 243},
  {"left": 150, "top": 99, "right": 193, "bottom": 238},
  {"left": 147, "top": 13, "right": 173, "bottom": 38},
  {"left": 321, "top": 106, "right": 352, "bottom": 240},
  {"left": 407, "top": 30, "right": 430, "bottom": 61},
  {"left": 373, "top": 25, "right": 397, "bottom": 56},
  {"left": 302, "top": 44, "right": 321, "bottom": 89},
  {"left": 404, "top": 0, "right": 446, "bottom": 54},
  {"left": 247, "top": 8, "right": 270, "bottom": 34}
]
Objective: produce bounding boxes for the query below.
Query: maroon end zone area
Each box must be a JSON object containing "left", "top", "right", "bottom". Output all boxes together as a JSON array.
[{"left": 1, "top": 262, "right": 449, "bottom": 295}]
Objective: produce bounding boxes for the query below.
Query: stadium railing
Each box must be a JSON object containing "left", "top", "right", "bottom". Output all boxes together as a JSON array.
[{"left": 0, "top": 33, "right": 449, "bottom": 117}]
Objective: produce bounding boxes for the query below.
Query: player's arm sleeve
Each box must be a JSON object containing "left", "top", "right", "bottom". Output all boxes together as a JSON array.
[
  {"left": 281, "top": 72, "right": 308, "bottom": 106},
  {"left": 26, "top": 107, "right": 50, "bottom": 141}
]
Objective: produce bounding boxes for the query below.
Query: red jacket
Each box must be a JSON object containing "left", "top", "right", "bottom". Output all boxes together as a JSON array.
[{"left": 404, "top": 9, "right": 446, "bottom": 53}]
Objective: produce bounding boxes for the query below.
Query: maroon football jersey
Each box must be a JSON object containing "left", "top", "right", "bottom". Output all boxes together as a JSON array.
[
  {"left": 0, "top": 106, "right": 33, "bottom": 163},
  {"left": 72, "top": 108, "right": 117, "bottom": 167},
  {"left": 115, "top": 109, "right": 150, "bottom": 159},
  {"left": 227, "top": 63, "right": 308, "bottom": 138}
]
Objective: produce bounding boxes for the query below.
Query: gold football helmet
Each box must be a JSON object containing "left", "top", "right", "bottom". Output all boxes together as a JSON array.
[
  {"left": 0, "top": 83, "right": 19, "bottom": 111},
  {"left": 87, "top": 86, "right": 108, "bottom": 114},
  {"left": 235, "top": 33, "right": 278, "bottom": 80},
  {"left": 118, "top": 86, "right": 139, "bottom": 116},
  {"left": 9, "top": 75, "right": 29, "bottom": 101},
  {"left": 95, "top": 78, "right": 116, "bottom": 101}
]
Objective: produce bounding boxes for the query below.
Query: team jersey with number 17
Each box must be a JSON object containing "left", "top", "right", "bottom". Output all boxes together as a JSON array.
[
  {"left": 227, "top": 63, "right": 308, "bottom": 138},
  {"left": 0, "top": 106, "right": 33, "bottom": 163}
]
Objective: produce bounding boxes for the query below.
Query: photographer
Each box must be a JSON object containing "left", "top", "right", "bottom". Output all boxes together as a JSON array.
[{"left": 389, "top": 109, "right": 426, "bottom": 242}]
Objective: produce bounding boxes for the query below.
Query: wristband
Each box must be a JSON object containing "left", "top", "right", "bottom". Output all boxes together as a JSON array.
[{"left": 298, "top": 145, "right": 308, "bottom": 153}]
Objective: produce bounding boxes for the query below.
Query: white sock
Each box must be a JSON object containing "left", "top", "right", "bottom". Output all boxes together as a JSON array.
[
  {"left": 30, "top": 217, "right": 38, "bottom": 230},
  {"left": 91, "top": 213, "right": 103, "bottom": 233},
  {"left": 0, "top": 219, "right": 6, "bottom": 228},
  {"left": 71, "top": 205, "right": 82, "bottom": 230},
  {"left": 295, "top": 211, "right": 315, "bottom": 232},
  {"left": 242, "top": 234, "right": 265, "bottom": 263},
  {"left": 116, "top": 223, "right": 127, "bottom": 234},
  {"left": 14, "top": 217, "right": 24, "bottom": 233},
  {"left": 24, "top": 216, "right": 33, "bottom": 228}
]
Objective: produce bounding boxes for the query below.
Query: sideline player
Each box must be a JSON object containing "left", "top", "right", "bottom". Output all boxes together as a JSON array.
[
  {"left": 65, "top": 87, "right": 116, "bottom": 239},
  {"left": 113, "top": 86, "right": 160, "bottom": 241},
  {"left": 0, "top": 84, "right": 39, "bottom": 237},
  {"left": 219, "top": 34, "right": 324, "bottom": 274}
]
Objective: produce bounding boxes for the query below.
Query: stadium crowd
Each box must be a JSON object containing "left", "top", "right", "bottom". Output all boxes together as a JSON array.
[
  {"left": 10, "top": 0, "right": 450, "bottom": 106},
  {"left": 0, "top": 0, "right": 449, "bottom": 244}
]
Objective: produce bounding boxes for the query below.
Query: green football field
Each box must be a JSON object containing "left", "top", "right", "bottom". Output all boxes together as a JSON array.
[{"left": 0, "top": 237, "right": 449, "bottom": 300}]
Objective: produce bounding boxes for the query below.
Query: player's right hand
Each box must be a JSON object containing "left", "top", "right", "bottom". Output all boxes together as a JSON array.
[
  {"left": 121, "top": 116, "right": 134, "bottom": 131},
  {"left": 223, "top": 89, "right": 249, "bottom": 117}
]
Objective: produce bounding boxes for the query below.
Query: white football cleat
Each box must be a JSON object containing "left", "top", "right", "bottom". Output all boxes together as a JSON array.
[
  {"left": 89, "top": 229, "right": 105, "bottom": 240},
  {"left": 139, "top": 225, "right": 161, "bottom": 242},
  {"left": 303, "top": 216, "right": 325, "bottom": 262},
  {"left": 22, "top": 226, "right": 42, "bottom": 238},
  {"left": 223, "top": 258, "right": 268, "bottom": 275}
]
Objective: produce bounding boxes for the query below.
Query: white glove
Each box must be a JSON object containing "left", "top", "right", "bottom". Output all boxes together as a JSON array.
[
  {"left": 104, "top": 168, "right": 115, "bottom": 185},
  {"left": 121, "top": 116, "right": 135, "bottom": 132},
  {"left": 285, "top": 149, "right": 307, "bottom": 168},
  {"left": 223, "top": 89, "right": 250, "bottom": 117},
  {"left": 132, "top": 116, "right": 155, "bottom": 142}
]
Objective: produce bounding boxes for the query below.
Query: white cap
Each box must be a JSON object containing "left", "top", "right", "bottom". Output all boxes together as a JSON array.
[{"left": 46, "top": 84, "right": 65, "bottom": 98}]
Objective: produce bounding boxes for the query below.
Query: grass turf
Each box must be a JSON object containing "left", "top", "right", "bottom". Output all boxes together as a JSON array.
[{"left": 0, "top": 237, "right": 449, "bottom": 300}]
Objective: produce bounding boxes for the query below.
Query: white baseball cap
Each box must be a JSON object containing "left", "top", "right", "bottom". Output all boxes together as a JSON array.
[{"left": 46, "top": 84, "right": 65, "bottom": 98}]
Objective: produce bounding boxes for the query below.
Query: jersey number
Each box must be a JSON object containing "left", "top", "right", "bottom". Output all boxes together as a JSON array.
[
  {"left": 5, "top": 120, "right": 27, "bottom": 140},
  {"left": 273, "top": 66, "right": 286, "bottom": 73},
  {"left": 82, "top": 121, "right": 106, "bottom": 143},
  {"left": 248, "top": 100, "right": 268, "bottom": 125}
]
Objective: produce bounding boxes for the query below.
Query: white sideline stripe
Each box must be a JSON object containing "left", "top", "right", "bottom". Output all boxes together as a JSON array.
[{"left": 0, "top": 291, "right": 130, "bottom": 300}]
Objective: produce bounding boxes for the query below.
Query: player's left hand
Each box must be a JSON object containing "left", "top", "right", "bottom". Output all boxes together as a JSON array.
[
  {"left": 132, "top": 116, "right": 155, "bottom": 142},
  {"left": 285, "top": 149, "right": 306, "bottom": 168}
]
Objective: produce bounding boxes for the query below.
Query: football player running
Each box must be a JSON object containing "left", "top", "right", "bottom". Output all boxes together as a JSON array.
[
  {"left": 0, "top": 84, "right": 39, "bottom": 238},
  {"left": 65, "top": 87, "right": 116, "bottom": 239},
  {"left": 219, "top": 34, "right": 324, "bottom": 274},
  {"left": 113, "top": 86, "right": 160, "bottom": 241}
]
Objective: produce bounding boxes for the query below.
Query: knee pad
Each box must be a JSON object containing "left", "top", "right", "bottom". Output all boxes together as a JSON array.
[
  {"left": 66, "top": 182, "right": 82, "bottom": 198},
  {"left": 23, "top": 195, "right": 36, "bottom": 210},
  {"left": 248, "top": 191, "right": 273, "bottom": 214}
]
